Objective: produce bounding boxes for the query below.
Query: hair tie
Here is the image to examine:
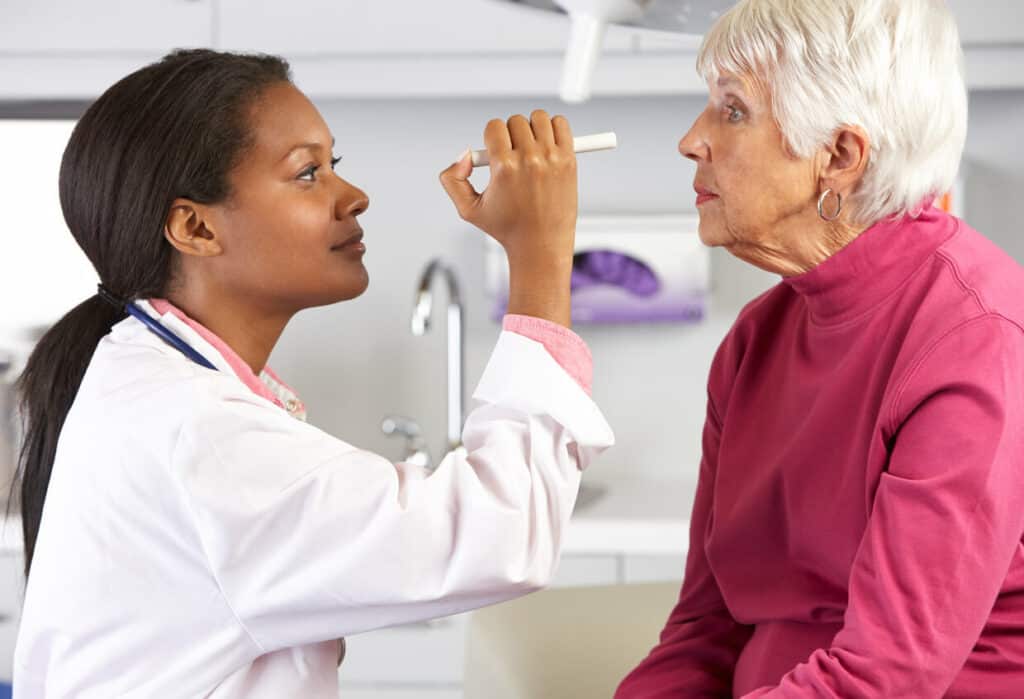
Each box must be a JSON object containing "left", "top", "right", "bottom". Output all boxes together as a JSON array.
[{"left": 96, "top": 284, "right": 127, "bottom": 310}]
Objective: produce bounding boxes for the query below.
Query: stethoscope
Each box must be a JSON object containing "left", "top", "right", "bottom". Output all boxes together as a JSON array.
[{"left": 97, "top": 285, "right": 218, "bottom": 371}]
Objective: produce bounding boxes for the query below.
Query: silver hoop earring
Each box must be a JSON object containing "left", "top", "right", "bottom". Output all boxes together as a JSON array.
[{"left": 818, "top": 188, "right": 842, "bottom": 222}]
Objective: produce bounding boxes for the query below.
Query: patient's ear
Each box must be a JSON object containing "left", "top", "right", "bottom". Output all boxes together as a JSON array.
[
  {"left": 164, "top": 198, "right": 223, "bottom": 257},
  {"left": 820, "top": 124, "right": 870, "bottom": 196}
]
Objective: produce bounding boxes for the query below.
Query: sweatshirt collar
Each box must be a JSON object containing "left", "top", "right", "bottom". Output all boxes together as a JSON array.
[{"left": 782, "top": 207, "right": 960, "bottom": 326}]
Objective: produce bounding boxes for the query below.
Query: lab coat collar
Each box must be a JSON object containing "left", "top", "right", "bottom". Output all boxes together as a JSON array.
[{"left": 127, "top": 299, "right": 308, "bottom": 421}]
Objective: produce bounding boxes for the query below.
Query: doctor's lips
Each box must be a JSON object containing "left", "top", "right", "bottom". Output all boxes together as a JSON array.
[
  {"left": 331, "top": 227, "right": 366, "bottom": 254},
  {"left": 694, "top": 184, "right": 719, "bottom": 206}
]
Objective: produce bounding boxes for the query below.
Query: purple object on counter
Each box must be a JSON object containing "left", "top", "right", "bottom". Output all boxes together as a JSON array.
[
  {"left": 491, "top": 247, "right": 707, "bottom": 325},
  {"left": 571, "top": 250, "right": 661, "bottom": 297}
]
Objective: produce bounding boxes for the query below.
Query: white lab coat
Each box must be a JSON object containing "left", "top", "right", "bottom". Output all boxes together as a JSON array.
[{"left": 13, "top": 301, "right": 613, "bottom": 697}]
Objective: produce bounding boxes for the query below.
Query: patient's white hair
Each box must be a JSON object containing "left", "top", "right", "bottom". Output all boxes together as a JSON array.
[{"left": 697, "top": 0, "right": 968, "bottom": 226}]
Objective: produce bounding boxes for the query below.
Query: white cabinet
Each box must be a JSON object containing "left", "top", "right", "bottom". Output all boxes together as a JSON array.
[
  {"left": 623, "top": 553, "right": 685, "bottom": 584},
  {"left": 551, "top": 554, "right": 621, "bottom": 587},
  {"left": 0, "top": 0, "right": 212, "bottom": 53},
  {"left": 0, "top": 0, "right": 214, "bottom": 99},
  {"left": 0, "top": 553, "right": 23, "bottom": 683},
  {"left": 1, "top": 0, "right": 1023, "bottom": 100},
  {"left": 948, "top": 0, "right": 1024, "bottom": 45},
  {"left": 213, "top": 0, "right": 643, "bottom": 100},
  {"left": 337, "top": 553, "right": 623, "bottom": 690},
  {"left": 216, "top": 0, "right": 638, "bottom": 55},
  {"left": 338, "top": 550, "right": 683, "bottom": 696},
  {"left": 341, "top": 690, "right": 461, "bottom": 699},
  {"left": 341, "top": 614, "right": 470, "bottom": 685}
]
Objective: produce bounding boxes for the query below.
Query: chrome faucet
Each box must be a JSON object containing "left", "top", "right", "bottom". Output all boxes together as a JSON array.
[
  {"left": 411, "top": 259, "right": 465, "bottom": 456},
  {"left": 379, "top": 415, "right": 431, "bottom": 468}
]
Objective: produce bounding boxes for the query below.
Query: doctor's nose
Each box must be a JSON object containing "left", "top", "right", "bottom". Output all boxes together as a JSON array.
[{"left": 336, "top": 179, "right": 370, "bottom": 218}]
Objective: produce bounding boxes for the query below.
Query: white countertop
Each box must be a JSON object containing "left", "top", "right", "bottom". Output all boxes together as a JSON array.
[
  {"left": 0, "top": 478, "right": 695, "bottom": 558},
  {"left": 563, "top": 477, "right": 694, "bottom": 556}
]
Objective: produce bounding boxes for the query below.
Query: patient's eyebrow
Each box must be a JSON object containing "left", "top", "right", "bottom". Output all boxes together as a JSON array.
[{"left": 717, "top": 76, "right": 749, "bottom": 96}]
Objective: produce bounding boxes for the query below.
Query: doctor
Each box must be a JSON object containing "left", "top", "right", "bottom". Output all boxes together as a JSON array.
[{"left": 12, "top": 48, "right": 613, "bottom": 697}]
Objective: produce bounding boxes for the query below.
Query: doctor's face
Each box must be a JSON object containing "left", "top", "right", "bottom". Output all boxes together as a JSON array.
[{"left": 204, "top": 81, "right": 371, "bottom": 310}]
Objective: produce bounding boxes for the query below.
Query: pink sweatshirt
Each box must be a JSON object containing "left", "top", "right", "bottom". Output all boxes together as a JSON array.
[{"left": 616, "top": 209, "right": 1024, "bottom": 698}]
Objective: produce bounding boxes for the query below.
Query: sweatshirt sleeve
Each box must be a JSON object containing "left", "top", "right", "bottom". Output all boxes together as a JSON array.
[
  {"left": 741, "top": 315, "right": 1024, "bottom": 698},
  {"left": 616, "top": 387, "right": 755, "bottom": 697}
]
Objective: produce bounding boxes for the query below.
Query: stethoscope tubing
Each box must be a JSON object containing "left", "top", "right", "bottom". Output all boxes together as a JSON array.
[{"left": 125, "top": 302, "right": 218, "bottom": 371}]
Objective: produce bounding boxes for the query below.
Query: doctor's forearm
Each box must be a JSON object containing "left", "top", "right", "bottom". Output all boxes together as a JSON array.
[{"left": 505, "top": 252, "right": 573, "bottom": 328}]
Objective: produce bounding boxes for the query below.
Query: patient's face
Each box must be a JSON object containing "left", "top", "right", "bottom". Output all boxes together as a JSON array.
[{"left": 677, "top": 71, "right": 821, "bottom": 275}]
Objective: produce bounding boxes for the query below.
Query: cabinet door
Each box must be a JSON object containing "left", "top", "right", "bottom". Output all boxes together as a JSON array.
[
  {"left": 0, "top": 1, "right": 212, "bottom": 53},
  {"left": 340, "top": 613, "right": 469, "bottom": 684},
  {"left": 0, "top": 554, "right": 24, "bottom": 683},
  {"left": 623, "top": 554, "right": 686, "bottom": 585},
  {"left": 552, "top": 555, "right": 621, "bottom": 587},
  {"left": 948, "top": 0, "right": 1024, "bottom": 45},
  {"left": 217, "top": 0, "right": 635, "bottom": 55},
  {"left": 338, "top": 690, "right": 461, "bottom": 699}
]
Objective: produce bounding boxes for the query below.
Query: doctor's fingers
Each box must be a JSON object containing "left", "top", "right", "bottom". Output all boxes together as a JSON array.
[
  {"left": 439, "top": 152, "right": 481, "bottom": 221},
  {"left": 483, "top": 118, "right": 513, "bottom": 162},
  {"left": 529, "top": 110, "right": 556, "bottom": 150},
  {"left": 551, "top": 114, "right": 574, "bottom": 152},
  {"left": 506, "top": 114, "right": 540, "bottom": 155}
]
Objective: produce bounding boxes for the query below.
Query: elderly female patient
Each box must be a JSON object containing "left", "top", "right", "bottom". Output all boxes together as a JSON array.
[{"left": 617, "top": 1, "right": 1024, "bottom": 697}]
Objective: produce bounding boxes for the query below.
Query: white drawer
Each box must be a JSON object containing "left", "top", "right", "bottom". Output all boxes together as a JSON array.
[
  {"left": 0, "top": 554, "right": 23, "bottom": 618},
  {"left": 340, "top": 613, "right": 469, "bottom": 685},
  {"left": 551, "top": 555, "right": 620, "bottom": 587},
  {"left": 0, "top": 612, "right": 17, "bottom": 683},
  {"left": 623, "top": 554, "right": 686, "bottom": 584},
  {"left": 339, "top": 554, "right": 622, "bottom": 685},
  {"left": 339, "top": 688, "right": 461, "bottom": 699},
  {"left": 0, "top": 553, "right": 23, "bottom": 683}
]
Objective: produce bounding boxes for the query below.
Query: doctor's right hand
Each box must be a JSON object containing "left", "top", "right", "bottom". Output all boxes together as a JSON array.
[{"left": 439, "top": 110, "right": 578, "bottom": 327}]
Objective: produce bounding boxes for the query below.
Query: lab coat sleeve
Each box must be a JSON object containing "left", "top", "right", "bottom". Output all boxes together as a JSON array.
[
  {"left": 615, "top": 389, "right": 754, "bottom": 698},
  {"left": 172, "top": 330, "right": 614, "bottom": 654},
  {"left": 503, "top": 314, "right": 594, "bottom": 394},
  {"left": 741, "top": 316, "right": 1024, "bottom": 698}
]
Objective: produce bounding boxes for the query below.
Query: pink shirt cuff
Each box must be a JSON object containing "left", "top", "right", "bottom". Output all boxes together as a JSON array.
[{"left": 502, "top": 314, "right": 593, "bottom": 395}]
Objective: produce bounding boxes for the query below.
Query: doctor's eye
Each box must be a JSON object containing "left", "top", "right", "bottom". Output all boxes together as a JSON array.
[{"left": 298, "top": 156, "right": 342, "bottom": 182}]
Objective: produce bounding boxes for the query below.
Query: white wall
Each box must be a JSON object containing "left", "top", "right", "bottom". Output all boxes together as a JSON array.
[{"left": 267, "top": 90, "right": 1024, "bottom": 482}]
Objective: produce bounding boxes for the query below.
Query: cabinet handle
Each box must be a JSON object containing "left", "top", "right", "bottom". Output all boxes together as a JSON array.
[{"left": 401, "top": 617, "right": 453, "bottom": 630}]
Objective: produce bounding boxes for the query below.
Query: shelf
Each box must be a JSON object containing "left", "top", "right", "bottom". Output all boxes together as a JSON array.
[{"left": 3, "top": 43, "right": 1023, "bottom": 101}]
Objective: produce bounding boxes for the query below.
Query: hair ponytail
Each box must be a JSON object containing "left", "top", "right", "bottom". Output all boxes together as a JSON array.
[
  {"left": 16, "top": 296, "right": 125, "bottom": 575},
  {"left": 13, "top": 48, "right": 291, "bottom": 577}
]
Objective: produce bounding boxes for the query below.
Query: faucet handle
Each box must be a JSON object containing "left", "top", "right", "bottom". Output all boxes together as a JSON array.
[
  {"left": 381, "top": 415, "right": 432, "bottom": 469},
  {"left": 381, "top": 415, "right": 421, "bottom": 439}
]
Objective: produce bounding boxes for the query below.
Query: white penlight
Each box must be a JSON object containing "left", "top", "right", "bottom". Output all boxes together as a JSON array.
[{"left": 552, "top": 0, "right": 652, "bottom": 103}]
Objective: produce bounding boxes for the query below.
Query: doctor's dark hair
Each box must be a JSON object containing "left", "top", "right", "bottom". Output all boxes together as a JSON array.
[{"left": 13, "top": 48, "right": 292, "bottom": 577}]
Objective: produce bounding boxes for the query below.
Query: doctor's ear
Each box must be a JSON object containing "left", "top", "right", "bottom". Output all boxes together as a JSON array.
[{"left": 164, "top": 199, "right": 224, "bottom": 257}]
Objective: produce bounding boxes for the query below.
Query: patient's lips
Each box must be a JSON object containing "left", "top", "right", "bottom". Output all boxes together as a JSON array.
[{"left": 694, "top": 184, "right": 719, "bottom": 206}]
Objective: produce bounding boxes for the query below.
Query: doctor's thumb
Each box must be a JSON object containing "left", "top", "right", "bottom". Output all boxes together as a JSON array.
[{"left": 439, "top": 149, "right": 480, "bottom": 222}]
